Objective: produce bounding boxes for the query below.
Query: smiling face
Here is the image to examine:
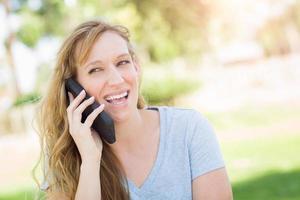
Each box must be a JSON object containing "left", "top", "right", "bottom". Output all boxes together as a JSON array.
[{"left": 76, "top": 31, "right": 140, "bottom": 122}]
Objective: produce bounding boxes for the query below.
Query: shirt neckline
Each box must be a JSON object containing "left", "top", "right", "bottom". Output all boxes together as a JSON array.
[{"left": 127, "top": 106, "right": 166, "bottom": 194}]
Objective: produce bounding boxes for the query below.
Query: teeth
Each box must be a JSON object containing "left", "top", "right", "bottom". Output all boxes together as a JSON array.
[{"left": 105, "top": 91, "right": 128, "bottom": 101}]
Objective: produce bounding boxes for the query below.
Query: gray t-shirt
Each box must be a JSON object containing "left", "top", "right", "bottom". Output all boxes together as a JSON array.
[
  {"left": 41, "top": 106, "right": 225, "bottom": 199},
  {"left": 126, "top": 106, "right": 225, "bottom": 199}
]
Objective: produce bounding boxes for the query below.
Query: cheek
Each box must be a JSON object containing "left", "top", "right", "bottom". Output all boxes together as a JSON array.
[
  {"left": 124, "top": 68, "right": 138, "bottom": 84},
  {"left": 84, "top": 79, "right": 106, "bottom": 97}
]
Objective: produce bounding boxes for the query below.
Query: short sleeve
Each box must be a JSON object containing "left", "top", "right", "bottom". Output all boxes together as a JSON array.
[{"left": 188, "top": 111, "right": 225, "bottom": 180}]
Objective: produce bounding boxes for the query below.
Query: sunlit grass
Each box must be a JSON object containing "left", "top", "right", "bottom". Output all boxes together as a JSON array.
[
  {"left": 222, "top": 133, "right": 300, "bottom": 182},
  {"left": 0, "top": 186, "right": 43, "bottom": 200},
  {"left": 213, "top": 104, "right": 300, "bottom": 200},
  {"left": 206, "top": 104, "right": 300, "bottom": 131}
]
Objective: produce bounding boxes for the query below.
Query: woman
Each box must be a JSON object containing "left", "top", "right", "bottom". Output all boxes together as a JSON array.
[{"left": 37, "top": 20, "right": 232, "bottom": 200}]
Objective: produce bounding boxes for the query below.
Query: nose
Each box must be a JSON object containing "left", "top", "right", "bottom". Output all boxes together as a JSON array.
[{"left": 107, "top": 66, "right": 124, "bottom": 86}]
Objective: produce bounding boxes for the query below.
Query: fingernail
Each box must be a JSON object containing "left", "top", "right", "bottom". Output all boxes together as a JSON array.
[{"left": 80, "top": 90, "right": 85, "bottom": 94}]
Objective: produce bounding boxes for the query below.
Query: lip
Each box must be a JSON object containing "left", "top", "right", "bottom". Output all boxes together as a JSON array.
[
  {"left": 104, "top": 89, "right": 129, "bottom": 99},
  {"left": 103, "top": 90, "right": 130, "bottom": 106}
]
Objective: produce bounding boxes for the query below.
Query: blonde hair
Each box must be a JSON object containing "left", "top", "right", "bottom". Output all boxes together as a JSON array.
[{"left": 34, "top": 20, "right": 146, "bottom": 199}]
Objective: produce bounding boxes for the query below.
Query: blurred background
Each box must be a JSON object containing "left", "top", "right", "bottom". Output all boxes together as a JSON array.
[{"left": 0, "top": 0, "right": 300, "bottom": 199}]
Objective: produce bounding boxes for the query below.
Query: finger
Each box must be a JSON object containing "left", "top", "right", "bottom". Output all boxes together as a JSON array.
[
  {"left": 67, "top": 92, "right": 75, "bottom": 123},
  {"left": 68, "top": 92, "right": 74, "bottom": 102},
  {"left": 84, "top": 104, "right": 105, "bottom": 127},
  {"left": 67, "top": 90, "right": 86, "bottom": 113},
  {"left": 67, "top": 90, "right": 85, "bottom": 125},
  {"left": 73, "top": 96, "right": 96, "bottom": 119}
]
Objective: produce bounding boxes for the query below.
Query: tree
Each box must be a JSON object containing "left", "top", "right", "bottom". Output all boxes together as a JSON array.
[{"left": 3, "top": 0, "right": 21, "bottom": 98}]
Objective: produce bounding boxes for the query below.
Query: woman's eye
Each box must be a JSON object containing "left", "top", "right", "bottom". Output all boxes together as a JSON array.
[
  {"left": 88, "top": 68, "right": 103, "bottom": 74},
  {"left": 117, "top": 60, "right": 130, "bottom": 66}
]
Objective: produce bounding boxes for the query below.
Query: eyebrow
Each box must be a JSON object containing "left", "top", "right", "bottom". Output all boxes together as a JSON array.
[{"left": 84, "top": 53, "right": 130, "bottom": 68}]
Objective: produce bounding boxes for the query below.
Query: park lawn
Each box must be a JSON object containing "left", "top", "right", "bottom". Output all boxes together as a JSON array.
[
  {"left": 0, "top": 186, "right": 42, "bottom": 200},
  {"left": 221, "top": 133, "right": 300, "bottom": 200},
  {"left": 207, "top": 104, "right": 300, "bottom": 200},
  {"left": 206, "top": 104, "right": 300, "bottom": 131},
  {"left": 0, "top": 170, "right": 44, "bottom": 200}
]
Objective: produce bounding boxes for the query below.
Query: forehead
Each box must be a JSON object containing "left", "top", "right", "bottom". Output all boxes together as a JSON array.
[{"left": 85, "top": 31, "right": 129, "bottom": 63}]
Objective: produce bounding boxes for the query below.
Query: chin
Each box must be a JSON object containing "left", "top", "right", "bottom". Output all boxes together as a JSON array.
[
  {"left": 112, "top": 115, "right": 129, "bottom": 123},
  {"left": 109, "top": 110, "right": 131, "bottom": 123}
]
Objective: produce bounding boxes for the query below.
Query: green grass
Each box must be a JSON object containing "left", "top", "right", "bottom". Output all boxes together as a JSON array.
[
  {"left": 0, "top": 180, "right": 45, "bottom": 200},
  {"left": 226, "top": 133, "right": 300, "bottom": 200},
  {"left": 206, "top": 104, "right": 300, "bottom": 131},
  {"left": 222, "top": 133, "right": 300, "bottom": 182},
  {"left": 233, "top": 169, "right": 300, "bottom": 200},
  {"left": 0, "top": 188, "right": 44, "bottom": 200},
  {"left": 214, "top": 104, "right": 300, "bottom": 200}
]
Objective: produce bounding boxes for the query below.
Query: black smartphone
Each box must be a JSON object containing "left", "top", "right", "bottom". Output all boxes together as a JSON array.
[{"left": 65, "top": 77, "right": 116, "bottom": 144}]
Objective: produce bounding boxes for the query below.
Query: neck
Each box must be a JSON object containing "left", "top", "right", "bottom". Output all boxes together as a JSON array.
[
  {"left": 116, "top": 109, "right": 144, "bottom": 140},
  {"left": 108, "top": 108, "right": 148, "bottom": 152}
]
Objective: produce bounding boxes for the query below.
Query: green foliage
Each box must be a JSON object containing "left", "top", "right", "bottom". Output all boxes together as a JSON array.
[
  {"left": 141, "top": 69, "right": 200, "bottom": 105},
  {"left": 17, "top": 12, "right": 45, "bottom": 47},
  {"left": 13, "top": 92, "right": 41, "bottom": 107},
  {"left": 37, "top": 0, "right": 69, "bottom": 36},
  {"left": 103, "top": 2, "right": 143, "bottom": 41},
  {"left": 142, "top": 9, "right": 180, "bottom": 62},
  {"left": 11, "top": 0, "right": 212, "bottom": 62},
  {"left": 129, "top": 0, "right": 211, "bottom": 62}
]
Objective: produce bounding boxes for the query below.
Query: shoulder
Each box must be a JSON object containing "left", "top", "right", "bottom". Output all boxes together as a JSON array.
[
  {"left": 166, "top": 106, "right": 217, "bottom": 144},
  {"left": 154, "top": 106, "right": 211, "bottom": 140},
  {"left": 156, "top": 105, "right": 201, "bottom": 120},
  {"left": 158, "top": 106, "right": 208, "bottom": 128}
]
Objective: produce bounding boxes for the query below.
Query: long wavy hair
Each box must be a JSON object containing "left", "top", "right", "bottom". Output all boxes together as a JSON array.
[{"left": 34, "top": 20, "right": 146, "bottom": 200}]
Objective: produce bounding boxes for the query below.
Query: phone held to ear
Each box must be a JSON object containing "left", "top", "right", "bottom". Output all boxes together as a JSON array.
[{"left": 65, "top": 77, "right": 116, "bottom": 144}]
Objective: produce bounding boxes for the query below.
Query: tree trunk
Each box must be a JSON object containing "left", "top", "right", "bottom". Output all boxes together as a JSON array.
[{"left": 3, "top": 0, "right": 21, "bottom": 98}]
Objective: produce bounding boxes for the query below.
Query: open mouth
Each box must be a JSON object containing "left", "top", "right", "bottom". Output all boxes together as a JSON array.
[{"left": 105, "top": 90, "right": 129, "bottom": 105}]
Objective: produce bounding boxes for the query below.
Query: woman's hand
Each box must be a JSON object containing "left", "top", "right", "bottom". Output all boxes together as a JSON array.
[{"left": 67, "top": 90, "right": 105, "bottom": 163}]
